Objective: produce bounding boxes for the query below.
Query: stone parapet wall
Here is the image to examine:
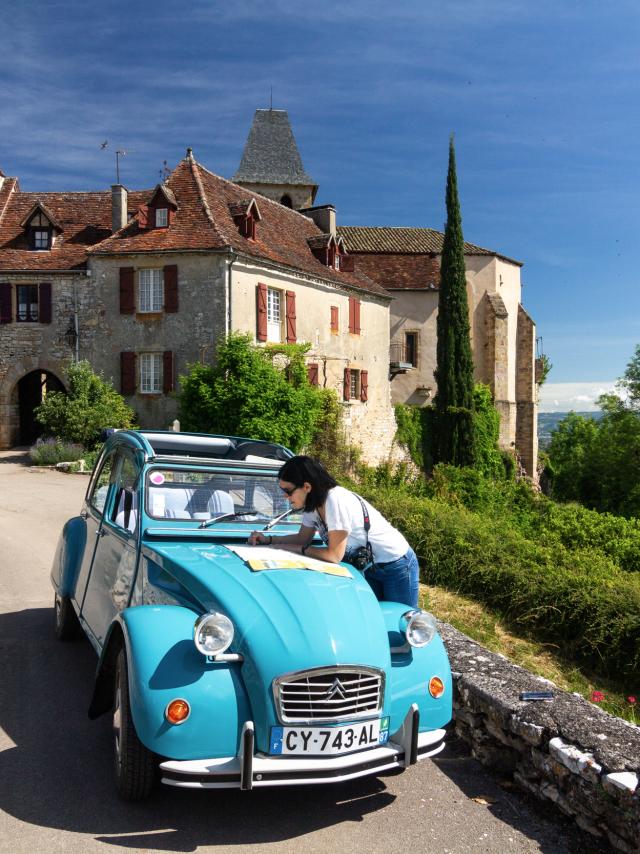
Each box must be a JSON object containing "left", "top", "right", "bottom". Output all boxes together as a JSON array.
[{"left": 439, "top": 622, "right": 639, "bottom": 852}]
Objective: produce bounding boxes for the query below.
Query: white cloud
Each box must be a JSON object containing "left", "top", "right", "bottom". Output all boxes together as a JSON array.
[{"left": 539, "top": 382, "right": 617, "bottom": 413}]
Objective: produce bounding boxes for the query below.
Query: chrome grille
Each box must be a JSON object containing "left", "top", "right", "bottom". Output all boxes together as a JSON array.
[{"left": 273, "top": 666, "right": 385, "bottom": 724}]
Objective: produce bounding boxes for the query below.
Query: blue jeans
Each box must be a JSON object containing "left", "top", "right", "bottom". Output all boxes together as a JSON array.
[{"left": 364, "top": 548, "right": 419, "bottom": 608}]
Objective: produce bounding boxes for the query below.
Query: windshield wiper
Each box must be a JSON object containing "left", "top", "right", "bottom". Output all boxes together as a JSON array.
[
  {"left": 262, "top": 508, "right": 295, "bottom": 531},
  {"left": 199, "top": 510, "right": 258, "bottom": 529}
]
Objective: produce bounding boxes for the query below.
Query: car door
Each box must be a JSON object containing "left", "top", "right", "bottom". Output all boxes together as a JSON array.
[
  {"left": 73, "top": 447, "right": 118, "bottom": 615},
  {"left": 80, "top": 449, "right": 142, "bottom": 647}
]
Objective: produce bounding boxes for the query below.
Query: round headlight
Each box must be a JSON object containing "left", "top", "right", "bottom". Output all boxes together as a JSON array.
[
  {"left": 194, "top": 612, "right": 234, "bottom": 656},
  {"left": 404, "top": 610, "right": 437, "bottom": 648}
]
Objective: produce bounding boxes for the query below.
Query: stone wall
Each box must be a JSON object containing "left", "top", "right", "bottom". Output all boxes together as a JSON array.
[{"left": 440, "top": 622, "right": 639, "bottom": 852}]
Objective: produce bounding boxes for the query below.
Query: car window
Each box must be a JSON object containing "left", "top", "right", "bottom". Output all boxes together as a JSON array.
[
  {"left": 145, "top": 468, "right": 299, "bottom": 524},
  {"left": 110, "top": 453, "right": 142, "bottom": 534},
  {"left": 89, "top": 451, "right": 117, "bottom": 515}
]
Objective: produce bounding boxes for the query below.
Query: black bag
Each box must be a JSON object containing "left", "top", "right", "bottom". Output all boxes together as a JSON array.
[{"left": 344, "top": 496, "right": 374, "bottom": 571}]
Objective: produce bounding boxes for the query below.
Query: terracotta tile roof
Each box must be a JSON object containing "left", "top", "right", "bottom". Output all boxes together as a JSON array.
[
  {"left": 337, "top": 225, "right": 522, "bottom": 266},
  {"left": 0, "top": 182, "right": 149, "bottom": 272},
  {"left": 93, "top": 155, "right": 388, "bottom": 298},
  {"left": 354, "top": 252, "right": 441, "bottom": 291}
]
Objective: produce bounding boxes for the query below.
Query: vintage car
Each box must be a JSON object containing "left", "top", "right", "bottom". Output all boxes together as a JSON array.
[{"left": 51, "top": 430, "right": 452, "bottom": 799}]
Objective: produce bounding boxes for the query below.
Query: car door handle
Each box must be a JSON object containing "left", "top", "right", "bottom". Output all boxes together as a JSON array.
[
  {"left": 95, "top": 528, "right": 106, "bottom": 538},
  {"left": 80, "top": 510, "right": 89, "bottom": 519}
]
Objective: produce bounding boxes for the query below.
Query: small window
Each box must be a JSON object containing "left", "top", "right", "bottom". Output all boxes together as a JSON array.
[
  {"left": 89, "top": 452, "right": 116, "bottom": 515},
  {"left": 33, "top": 229, "right": 51, "bottom": 249},
  {"left": 349, "top": 369, "right": 360, "bottom": 400},
  {"left": 405, "top": 331, "right": 418, "bottom": 367},
  {"left": 110, "top": 452, "right": 141, "bottom": 534},
  {"left": 155, "top": 208, "right": 168, "bottom": 228},
  {"left": 140, "top": 353, "right": 163, "bottom": 394},
  {"left": 280, "top": 194, "right": 293, "bottom": 208},
  {"left": 330, "top": 305, "right": 339, "bottom": 334},
  {"left": 17, "top": 285, "right": 38, "bottom": 322},
  {"left": 267, "top": 287, "right": 282, "bottom": 342},
  {"left": 138, "top": 269, "right": 164, "bottom": 313}
]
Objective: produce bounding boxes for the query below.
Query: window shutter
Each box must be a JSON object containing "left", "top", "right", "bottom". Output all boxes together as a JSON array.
[
  {"left": 164, "top": 265, "right": 178, "bottom": 312},
  {"left": 163, "top": 351, "right": 174, "bottom": 393},
  {"left": 257, "top": 283, "right": 268, "bottom": 342},
  {"left": 330, "top": 305, "right": 339, "bottom": 333},
  {"left": 119, "top": 267, "right": 135, "bottom": 314},
  {"left": 285, "top": 290, "right": 297, "bottom": 343},
  {"left": 307, "top": 363, "right": 319, "bottom": 386},
  {"left": 340, "top": 255, "right": 354, "bottom": 272},
  {"left": 354, "top": 299, "right": 361, "bottom": 335},
  {"left": 343, "top": 367, "right": 351, "bottom": 401},
  {"left": 360, "top": 370, "right": 368, "bottom": 402},
  {"left": 138, "top": 205, "right": 149, "bottom": 229},
  {"left": 348, "top": 298, "right": 354, "bottom": 333},
  {"left": 121, "top": 351, "right": 136, "bottom": 395},
  {"left": 39, "top": 282, "right": 52, "bottom": 323},
  {"left": 0, "top": 283, "right": 12, "bottom": 324}
]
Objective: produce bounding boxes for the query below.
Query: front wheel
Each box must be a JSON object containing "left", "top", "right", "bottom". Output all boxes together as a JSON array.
[
  {"left": 54, "top": 593, "right": 81, "bottom": 640},
  {"left": 113, "top": 648, "right": 157, "bottom": 800}
]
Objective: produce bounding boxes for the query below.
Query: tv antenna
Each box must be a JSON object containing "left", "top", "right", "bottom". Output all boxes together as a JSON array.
[{"left": 159, "top": 159, "right": 171, "bottom": 182}]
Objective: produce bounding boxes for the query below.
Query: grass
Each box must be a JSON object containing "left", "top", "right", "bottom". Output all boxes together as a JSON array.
[{"left": 421, "top": 583, "right": 638, "bottom": 726}]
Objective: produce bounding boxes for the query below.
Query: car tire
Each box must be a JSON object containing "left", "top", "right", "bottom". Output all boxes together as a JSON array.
[
  {"left": 113, "top": 648, "right": 157, "bottom": 800},
  {"left": 54, "top": 593, "right": 82, "bottom": 640}
]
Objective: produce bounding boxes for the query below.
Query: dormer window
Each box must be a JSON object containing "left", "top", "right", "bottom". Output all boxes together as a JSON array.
[
  {"left": 138, "top": 184, "right": 178, "bottom": 231},
  {"left": 155, "top": 208, "right": 168, "bottom": 228},
  {"left": 308, "top": 233, "right": 347, "bottom": 270},
  {"left": 229, "top": 198, "right": 262, "bottom": 241},
  {"left": 21, "top": 204, "right": 62, "bottom": 251}
]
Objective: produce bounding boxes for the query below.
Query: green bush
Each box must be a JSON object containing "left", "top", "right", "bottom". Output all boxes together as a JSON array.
[
  {"left": 35, "top": 360, "right": 134, "bottom": 449},
  {"left": 305, "top": 388, "right": 360, "bottom": 473},
  {"left": 356, "top": 484, "right": 640, "bottom": 680},
  {"left": 29, "top": 439, "right": 86, "bottom": 466},
  {"left": 178, "top": 334, "right": 323, "bottom": 452}
]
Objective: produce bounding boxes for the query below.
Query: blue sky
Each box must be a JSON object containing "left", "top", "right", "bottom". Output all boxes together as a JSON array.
[{"left": 2, "top": 0, "right": 639, "bottom": 410}]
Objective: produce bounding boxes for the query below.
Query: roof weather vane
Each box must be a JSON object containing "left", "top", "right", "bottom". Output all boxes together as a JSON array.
[
  {"left": 159, "top": 160, "right": 171, "bottom": 182},
  {"left": 99, "top": 140, "right": 131, "bottom": 184}
]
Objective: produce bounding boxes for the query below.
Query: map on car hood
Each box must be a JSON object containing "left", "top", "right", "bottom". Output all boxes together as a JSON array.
[{"left": 227, "top": 546, "right": 352, "bottom": 578}]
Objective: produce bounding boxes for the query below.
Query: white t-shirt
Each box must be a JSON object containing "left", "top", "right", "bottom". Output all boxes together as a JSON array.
[{"left": 301, "top": 485, "right": 409, "bottom": 564}]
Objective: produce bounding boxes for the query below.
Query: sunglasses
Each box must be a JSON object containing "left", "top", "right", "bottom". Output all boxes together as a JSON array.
[{"left": 281, "top": 485, "right": 300, "bottom": 497}]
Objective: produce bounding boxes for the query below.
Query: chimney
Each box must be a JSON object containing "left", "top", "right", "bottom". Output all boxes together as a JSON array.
[
  {"left": 300, "top": 204, "right": 336, "bottom": 237},
  {"left": 111, "top": 184, "right": 128, "bottom": 232}
]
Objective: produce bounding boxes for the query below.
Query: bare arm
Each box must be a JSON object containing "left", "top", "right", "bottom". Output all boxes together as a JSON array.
[
  {"left": 303, "top": 529, "right": 348, "bottom": 563},
  {"left": 248, "top": 524, "right": 315, "bottom": 548}
]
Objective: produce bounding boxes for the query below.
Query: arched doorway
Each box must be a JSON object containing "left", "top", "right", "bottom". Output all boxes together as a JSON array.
[{"left": 17, "top": 370, "right": 65, "bottom": 445}]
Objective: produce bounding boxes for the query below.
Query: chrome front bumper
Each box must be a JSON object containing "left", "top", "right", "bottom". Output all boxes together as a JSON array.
[{"left": 159, "top": 705, "right": 446, "bottom": 790}]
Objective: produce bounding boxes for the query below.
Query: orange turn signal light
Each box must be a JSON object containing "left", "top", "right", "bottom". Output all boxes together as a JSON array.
[
  {"left": 429, "top": 676, "right": 445, "bottom": 699},
  {"left": 165, "top": 698, "right": 190, "bottom": 725}
]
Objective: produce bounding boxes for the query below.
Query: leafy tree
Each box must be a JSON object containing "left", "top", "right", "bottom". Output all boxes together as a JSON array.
[
  {"left": 616, "top": 343, "right": 640, "bottom": 410},
  {"left": 178, "top": 333, "right": 323, "bottom": 452},
  {"left": 35, "top": 360, "right": 135, "bottom": 448},
  {"left": 433, "top": 136, "right": 476, "bottom": 466},
  {"left": 546, "top": 412, "right": 599, "bottom": 503}
]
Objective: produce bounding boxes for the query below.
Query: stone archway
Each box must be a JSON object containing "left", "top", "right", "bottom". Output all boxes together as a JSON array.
[
  {"left": 16, "top": 370, "right": 66, "bottom": 445},
  {"left": 0, "top": 358, "right": 69, "bottom": 448}
]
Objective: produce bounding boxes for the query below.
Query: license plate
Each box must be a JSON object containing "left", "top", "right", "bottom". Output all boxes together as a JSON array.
[{"left": 270, "top": 717, "right": 390, "bottom": 756}]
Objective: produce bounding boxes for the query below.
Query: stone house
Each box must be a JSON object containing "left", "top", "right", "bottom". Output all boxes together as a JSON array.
[
  {"left": 0, "top": 155, "right": 396, "bottom": 462},
  {"left": 234, "top": 109, "right": 539, "bottom": 476}
]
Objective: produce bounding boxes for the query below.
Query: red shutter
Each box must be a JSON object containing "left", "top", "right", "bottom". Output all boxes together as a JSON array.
[
  {"left": 354, "top": 299, "right": 361, "bottom": 335},
  {"left": 138, "top": 205, "right": 149, "bottom": 229},
  {"left": 348, "top": 297, "right": 355, "bottom": 333},
  {"left": 164, "top": 265, "right": 178, "bottom": 312},
  {"left": 340, "top": 255, "right": 354, "bottom": 272},
  {"left": 163, "top": 351, "right": 174, "bottom": 393},
  {"left": 121, "top": 352, "right": 136, "bottom": 395},
  {"left": 330, "top": 305, "right": 339, "bottom": 333},
  {"left": 39, "top": 282, "right": 52, "bottom": 323},
  {"left": 343, "top": 368, "right": 351, "bottom": 401},
  {"left": 285, "top": 290, "right": 297, "bottom": 343},
  {"left": 119, "top": 267, "right": 135, "bottom": 314},
  {"left": 0, "top": 283, "right": 12, "bottom": 324},
  {"left": 257, "top": 283, "right": 267, "bottom": 342},
  {"left": 360, "top": 370, "right": 368, "bottom": 402},
  {"left": 307, "top": 363, "right": 319, "bottom": 386}
]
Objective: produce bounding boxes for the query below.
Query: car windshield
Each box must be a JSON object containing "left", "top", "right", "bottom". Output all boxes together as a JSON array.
[{"left": 145, "top": 467, "right": 302, "bottom": 526}]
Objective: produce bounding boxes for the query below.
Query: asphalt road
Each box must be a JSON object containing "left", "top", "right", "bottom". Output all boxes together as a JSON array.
[{"left": 0, "top": 451, "right": 607, "bottom": 854}]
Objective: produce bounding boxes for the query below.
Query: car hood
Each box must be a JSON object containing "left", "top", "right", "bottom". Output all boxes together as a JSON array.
[{"left": 143, "top": 541, "right": 391, "bottom": 726}]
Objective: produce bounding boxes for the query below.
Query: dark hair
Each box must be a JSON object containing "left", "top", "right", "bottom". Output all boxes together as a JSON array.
[{"left": 278, "top": 456, "right": 337, "bottom": 512}]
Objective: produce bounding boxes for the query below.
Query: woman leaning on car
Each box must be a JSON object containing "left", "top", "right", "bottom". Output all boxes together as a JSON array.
[{"left": 248, "top": 456, "right": 419, "bottom": 608}]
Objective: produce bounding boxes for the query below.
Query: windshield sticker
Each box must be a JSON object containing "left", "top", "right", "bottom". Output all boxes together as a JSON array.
[
  {"left": 227, "top": 546, "right": 352, "bottom": 578},
  {"left": 149, "top": 472, "right": 165, "bottom": 485}
]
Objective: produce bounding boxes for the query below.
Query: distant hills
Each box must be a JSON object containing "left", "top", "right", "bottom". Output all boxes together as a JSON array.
[{"left": 538, "top": 411, "right": 603, "bottom": 448}]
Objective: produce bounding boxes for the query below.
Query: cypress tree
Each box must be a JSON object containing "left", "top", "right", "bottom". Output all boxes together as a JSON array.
[{"left": 433, "top": 136, "right": 476, "bottom": 466}]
